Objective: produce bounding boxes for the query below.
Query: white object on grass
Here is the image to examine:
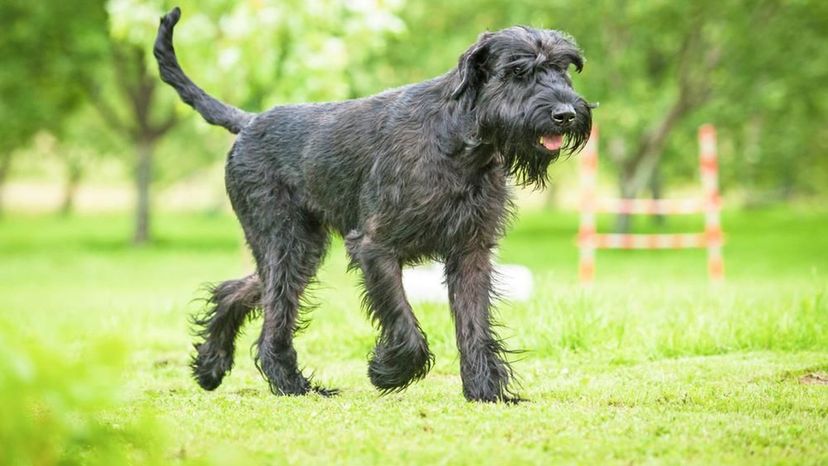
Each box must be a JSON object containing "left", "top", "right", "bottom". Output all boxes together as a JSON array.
[{"left": 402, "top": 262, "right": 533, "bottom": 303}]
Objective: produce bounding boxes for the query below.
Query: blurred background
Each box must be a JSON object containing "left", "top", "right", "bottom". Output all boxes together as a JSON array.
[
  {"left": 2, "top": 0, "right": 826, "bottom": 229},
  {"left": 1, "top": 1, "right": 827, "bottom": 465}
]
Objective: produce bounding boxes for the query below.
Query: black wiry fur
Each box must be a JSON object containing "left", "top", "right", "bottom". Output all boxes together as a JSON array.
[
  {"left": 190, "top": 275, "right": 260, "bottom": 390},
  {"left": 155, "top": 7, "right": 593, "bottom": 402},
  {"left": 154, "top": 7, "right": 253, "bottom": 133}
]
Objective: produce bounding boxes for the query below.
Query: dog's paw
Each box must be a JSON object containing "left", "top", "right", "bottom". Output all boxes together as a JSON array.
[
  {"left": 191, "top": 344, "right": 232, "bottom": 391},
  {"left": 368, "top": 337, "right": 434, "bottom": 393},
  {"left": 194, "top": 370, "right": 224, "bottom": 391},
  {"left": 264, "top": 370, "right": 340, "bottom": 398}
]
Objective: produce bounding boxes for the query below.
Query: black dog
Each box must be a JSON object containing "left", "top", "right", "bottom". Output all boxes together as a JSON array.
[{"left": 154, "top": 7, "right": 592, "bottom": 402}]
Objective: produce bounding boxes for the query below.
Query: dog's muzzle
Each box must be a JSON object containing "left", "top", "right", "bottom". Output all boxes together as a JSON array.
[{"left": 551, "top": 104, "right": 576, "bottom": 126}]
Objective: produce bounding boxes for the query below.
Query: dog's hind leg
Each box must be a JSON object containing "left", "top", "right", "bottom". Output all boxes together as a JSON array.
[
  {"left": 346, "top": 232, "right": 434, "bottom": 393},
  {"left": 191, "top": 275, "right": 261, "bottom": 390},
  {"left": 445, "top": 248, "right": 521, "bottom": 403},
  {"left": 247, "top": 207, "right": 335, "bottom": 396}
]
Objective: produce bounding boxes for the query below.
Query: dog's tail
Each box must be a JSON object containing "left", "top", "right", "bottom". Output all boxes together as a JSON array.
[{"left": 153, "top": 7, "right": 254, "bottom": 134}]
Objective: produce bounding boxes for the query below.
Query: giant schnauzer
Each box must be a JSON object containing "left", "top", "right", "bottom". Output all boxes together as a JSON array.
[{"left": 154, "top": 7, "right": 592, "bottom": 402}]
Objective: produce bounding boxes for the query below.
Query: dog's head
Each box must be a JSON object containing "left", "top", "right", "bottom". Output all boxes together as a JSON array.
[{"left": 452, "top": 26, "right": 593, "bottom": 188}]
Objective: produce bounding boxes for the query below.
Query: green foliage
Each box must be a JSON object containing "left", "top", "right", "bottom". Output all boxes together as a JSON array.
[
  {"left": 0, "top": 324, "right": 164, "bottom": 466},
  {"left": 73, "top": 0, "right": 409, "bottom": 240},
  {"left": 106, "top": 0, "right": 404, "bottom": 111},
  {"left": 4, "top": 0, "right": 828, "bottom": 211},
  {"left": 137, "top": 0, "right": 406, "bottom": 183},
  {"left": 0, "top": 0, "right": 108, "bottom": 154},
  {"left": 380, "top": 0, "right": 828, "bottom": 199},
  {"left": 705, "top": 1, "right": 828, "bottom": 197}
]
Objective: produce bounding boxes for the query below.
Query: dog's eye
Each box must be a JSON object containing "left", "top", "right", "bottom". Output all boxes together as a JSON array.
[{"left": 508, "top": 65, "right": 526, "bottom": 78}]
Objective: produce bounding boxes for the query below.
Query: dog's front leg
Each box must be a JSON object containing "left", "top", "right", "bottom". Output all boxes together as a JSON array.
[
  {"left": 346, "top": 232, "right": 434, "bottom": 392},
  {"left": 445, "top": 247, "right": 520, "bottom": 402}
]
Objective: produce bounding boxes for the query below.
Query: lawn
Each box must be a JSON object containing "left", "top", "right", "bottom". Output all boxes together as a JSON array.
[{"left": 1, "top": 207, "right": 827, "bottom": 465}]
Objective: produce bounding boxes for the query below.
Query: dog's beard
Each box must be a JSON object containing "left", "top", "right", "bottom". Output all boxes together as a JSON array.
[
  {"left": 559, "top": 113, "right": 592, "bottom": 154},
  {"left": 500, "top": 143, "right": 557, "bottom": 188},
  {"left": 498, "top": 109, "right": 592, "bottom": 189}
]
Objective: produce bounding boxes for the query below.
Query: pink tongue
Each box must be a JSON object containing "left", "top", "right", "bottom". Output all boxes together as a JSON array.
[{"left": 541, "top": 135, "right": 563, "bottom": 151}]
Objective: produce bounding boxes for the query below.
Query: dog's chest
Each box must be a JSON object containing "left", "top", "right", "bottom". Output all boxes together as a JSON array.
[{"left": 379, "top": 171, "right": 509, "bottom": 255}]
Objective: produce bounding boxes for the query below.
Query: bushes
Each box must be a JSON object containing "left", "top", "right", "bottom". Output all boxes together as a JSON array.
[{"left": 0, "top": 322, "right": 162, "bottom": 466}]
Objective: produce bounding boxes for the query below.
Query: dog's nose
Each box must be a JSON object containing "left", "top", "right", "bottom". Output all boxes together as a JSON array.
[{"left": 552, "top": 104, "right": 576, "bottom": 126}]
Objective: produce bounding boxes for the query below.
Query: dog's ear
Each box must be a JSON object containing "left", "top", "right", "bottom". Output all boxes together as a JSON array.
[{"left": 451, "top": 32, "right": 494, "bottom": 100}]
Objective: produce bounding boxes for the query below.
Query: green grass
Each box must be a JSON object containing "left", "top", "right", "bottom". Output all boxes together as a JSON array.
[{"left": 1, "top": 208, "right": 827, "bottom": 465}]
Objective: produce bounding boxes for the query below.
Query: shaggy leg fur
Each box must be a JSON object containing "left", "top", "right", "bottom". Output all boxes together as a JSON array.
[
  {"left": 346, "top": 231, "right": 434, "bottom": 392},
  {"left": 191, "top": 275, "right": 261, "bottom": 390},
  {"left": 253, "top": 219, "right": 336, "bottom": 396},
  {"left": 234, "top": 198, "right": 334, "bottom": 396},
  {"left": 445, "top": 248, "right": 520, "bottom": 402}
]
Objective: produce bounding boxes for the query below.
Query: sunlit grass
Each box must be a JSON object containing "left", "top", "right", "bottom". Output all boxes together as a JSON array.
[{"left": 1, "top": 208, "right": 826, "bottom": 464}]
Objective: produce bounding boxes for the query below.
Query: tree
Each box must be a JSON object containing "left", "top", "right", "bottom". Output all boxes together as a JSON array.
[
  {"left": 381, "top": 0, "right": 828, "bottom": 229},
  {"left": 568, "top": 1, "right": 724, "bottom": 231},
  {"left": 84, "top": 39, "right": 178, "bottom": 243},
  {"left": 51, "top": 106, "right": 123, "bottom": 216},
  {"left": 700, "top": 0, "right": 828, "bottom": 202},
  {"left": 0, "top": 0, "right": 108, "bottom": 215},
  {"left": 97, "top": 0, "right": 404, "bottom": 243}
]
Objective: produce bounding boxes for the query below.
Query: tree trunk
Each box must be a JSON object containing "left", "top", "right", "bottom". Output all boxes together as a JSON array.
[
  {"left": 615, "top": 170, "right": 635, "bottom": 233},
  {"left": 614, "top": 97, "right": 691, "bottom": 233},
  {"left": 60, "top": 160, "right": 83, "bottom": 216},
  {"left": 133, "top": 139, "right": 154, "bottom": 244},
  {"left": 609, "top": 24, "right": 720, "bottom": 233},
  {"left": 0, "top": 154, "right": 11, "bottom": 217},
  {"left": 649, "top": 165, "right": 665, "bottom": 226},
  {"left": 87, "top": 42, "right": 178, "bottom": 244}
]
